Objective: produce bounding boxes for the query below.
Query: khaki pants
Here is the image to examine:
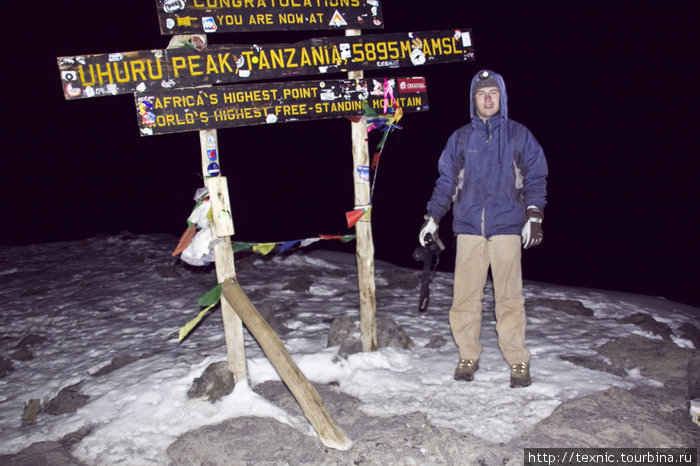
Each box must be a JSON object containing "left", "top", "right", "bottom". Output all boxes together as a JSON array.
[{"left": 449, "top": 234, "right": 530, "bottom": 366}]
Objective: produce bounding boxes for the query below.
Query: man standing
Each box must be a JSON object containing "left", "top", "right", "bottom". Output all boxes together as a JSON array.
[{"left": 419, "top": 70, "right": 548, "bottom": 388}]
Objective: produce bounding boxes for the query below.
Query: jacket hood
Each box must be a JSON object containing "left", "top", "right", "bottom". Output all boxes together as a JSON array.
[{"left": 469, "top": 69, "right": 508, "bottom": 121}]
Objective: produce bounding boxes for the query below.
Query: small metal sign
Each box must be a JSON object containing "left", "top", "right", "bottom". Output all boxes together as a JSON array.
[
  {"left": 155, "top": 0, "right": 384, "bottom": 34},
  {"left": 135, "top": 76, "right": 428, "bottom": 135},
  {"left": 58, "top": 29, "right": 473, "bottom": 100}
]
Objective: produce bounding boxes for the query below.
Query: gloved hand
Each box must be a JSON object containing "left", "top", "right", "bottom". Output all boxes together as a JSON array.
[
  {"left": 419, "top": 215, "right": 438, "bottom": 247},
  {"left": 521, "top": 207, "right": 544, "bottom": 249}
]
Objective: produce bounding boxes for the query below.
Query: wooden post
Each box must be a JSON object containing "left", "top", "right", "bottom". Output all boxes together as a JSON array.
[
  {"left": 346, "top": 29, "right": 377, "bottom": 352},
  {"left": 168, "top": 35, "right": 247, "bottom": 381},
  {"left": 200, "top": 130, "right": 247, "bottom": 381},
  {"left": 221, "top": 279, "right": 353, "bottom": 451}
]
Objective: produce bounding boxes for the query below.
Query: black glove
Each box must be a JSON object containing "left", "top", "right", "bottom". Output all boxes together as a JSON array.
[{"left": 521, "top": 207, "right": 543, "bottom": 249}]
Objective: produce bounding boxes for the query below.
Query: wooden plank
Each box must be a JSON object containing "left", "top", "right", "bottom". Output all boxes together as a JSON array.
[
  {"left": 346, "top": 28, "right": 377, "bottom": 352},
  {"left": 221, "top": 279, "right": 353, "bottom": 451},
  {"left": 135, "top": 76, "right": 428, "bottom": 135},
  {"left": 155, "top": 0, "right": 384, "bottom": 34},
  {"left": 57, "top": 28, "right": 474, "bottom": 99},
  {"left": 213, "top": 236, "right": 247, "bottom": 380},
  {"left": 204, "top": 176, "right": 235, "bottom": 237},
  {"left": 198, "top": 130, "right": 247, "bottom": 380}
]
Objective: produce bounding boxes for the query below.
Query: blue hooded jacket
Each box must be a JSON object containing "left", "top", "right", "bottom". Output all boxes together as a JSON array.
[{"left": 426, "top": 70, "right": 548, "bottom": 237}]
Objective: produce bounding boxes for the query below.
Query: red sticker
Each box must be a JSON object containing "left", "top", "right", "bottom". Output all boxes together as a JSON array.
[
  {"left": 64, "top": 83, "right": 82, "bottom": 98},
  {"left": 398, "top": 78, "right": 427, "bottom": 94}
]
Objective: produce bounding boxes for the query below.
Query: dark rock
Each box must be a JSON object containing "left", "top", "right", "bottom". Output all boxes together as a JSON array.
[
  {"left": 20, "top": 287, "right": 49, "bottom": 298},
  {"left": 44, "top": 383, "right": 90, "bottom": 415},
  {"left": 559, "top": 354, "right": 626, "bottom": 377},
  {"left": 91, "top": 354, "right": 151, "bottom": 377},
  {"left": 328, "top": 316, "right": 414, "bottom": 358},
  {"left": 327, "top": 316, "right": 358, "bottom": 348},
  {"left": 284, "top": 275, "right": 314, "bottom": 292},
  {"left": 232, "top": 253, "right": 257, "bottom": 272},
  {"left": 425, "top": 335, "right": 448, "bottom": 349},
  {"left": 60, "top": 426, "right": 93, "bottom": 446},
  {"left": 515, "top": 385, "right": 698, "bottom": 447},
  {"left": 597, "top": 334, "right": 693, "bottom": 387},
  {"left": 169, "top": 381, "right": 505, "bottom": 465},
  {"left": 187, "top": 361, "right": 236, "bottom": 402},
  {"left": 1, "top": 356, "right": 14, "bottom": 377},
  {"left": 0, "top": 441, "right": 86, "bottom": 466},
  {"left": 328, "top": 316, "right": 363, "bottom": 358},
  {"left": 618, "top": 312, "right": 673, "bottom": 340},
  {"left": 255, "top": 302, "right": 290, "bottom": 335},
  {"left": 688, "top": 354, "right": 700, "bottom": 401},
  {"left": 381, "top": 268, "right": 420, "bottom": 290},
  {"left": 338, "top": 339, "right": 364, "bottom": 359},
  {"left": 10, "top": 348, "right": 34, "bottom": 361},
  {"left": 15, "top": 334, "right": 47, "bottom": 349},
  {"left": 678, "top": 322, "right": 700, "bottom": 348},
  {"left": 0, "top": 427, "right": 92, "bottom": 466},
  {"left": 526, "top": 298, "right": 594, "bottom": 316},
  {"left": 154, "top": 264, "right": 181, "bottom": 278},
  {"left": 22, "top": 399, "right": 41, "bottom": 426},
  {"left": 376, "top": 317, "right": 415, "bottom": 350}
]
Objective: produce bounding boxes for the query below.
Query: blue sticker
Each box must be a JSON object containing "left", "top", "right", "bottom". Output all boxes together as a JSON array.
[
  {"left": 207, "top": 162, "right": 220, "bottom": 176},
  {"left": 207, "top": 149, "right": 217, "bottom": 161},
  {"left": 356, "top": 165, "right": 370, "bottom": 184}
]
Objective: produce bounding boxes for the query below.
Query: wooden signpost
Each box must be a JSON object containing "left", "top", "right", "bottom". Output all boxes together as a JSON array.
[
  {"left": 155, "top": 0, "right": 384, "bottom": 34},
  {"left": 167, "top": 33, "right": 249, "bottom": 384},
  {"left": 345, "top": 27, "right": 375, "bottom": 351},
  {"left": 58, "top": 0, "right": 476, "bottom": 450}
]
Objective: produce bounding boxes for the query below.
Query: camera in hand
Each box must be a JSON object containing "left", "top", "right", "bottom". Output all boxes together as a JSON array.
[
  {"left": 414, "top": 232, "right": 445, "bottom": 312},
  {"left": 413, "top": 233, "right": 445, "bottom": 262}
]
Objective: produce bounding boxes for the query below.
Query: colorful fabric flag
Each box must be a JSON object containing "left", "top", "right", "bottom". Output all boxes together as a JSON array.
[
  {"left": 346, "top": 209, "right": 366, "bottom": 228},
  {"left": 178, "top": 283, "right": 223, "bottom": 342},
  {"left": 172, "top": 224, "right": 196, "bottom": 256},
  {"left": 232, "top": 234, "right": 356, "bottom": 255},
  {"left": 252, "top": 242, "right": 276, "bottom": 255}
]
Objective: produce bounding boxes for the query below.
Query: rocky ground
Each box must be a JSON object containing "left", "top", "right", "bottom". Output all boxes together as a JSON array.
[
  {"left": 3, "top": 321, "right": 698, "bottom": 465},
  {"left": 163, "top": 331, "right": 699, "bottom": 465}
]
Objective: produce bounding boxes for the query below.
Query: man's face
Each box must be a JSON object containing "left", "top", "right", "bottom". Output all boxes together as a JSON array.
[{"left": 474, "top": 86, "right": 500, "bottom": 120}]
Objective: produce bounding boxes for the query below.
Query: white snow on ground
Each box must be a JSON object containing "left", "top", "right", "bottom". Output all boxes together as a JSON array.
[{"left": 0, "top": 234, "right": 697, "bottom": 464}]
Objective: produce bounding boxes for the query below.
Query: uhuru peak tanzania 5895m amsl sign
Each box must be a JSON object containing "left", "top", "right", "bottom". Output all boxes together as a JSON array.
[
  {"left": 156, "top": 0, "right": 383, "bottom": 34},
  {"left": 58, "top": 29, "right": 473, "bottom": 100}
]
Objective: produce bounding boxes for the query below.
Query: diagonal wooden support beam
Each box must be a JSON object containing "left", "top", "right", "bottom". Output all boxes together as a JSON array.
[{"left": 221, "top": 279, "right": 353, "bottom": 451}]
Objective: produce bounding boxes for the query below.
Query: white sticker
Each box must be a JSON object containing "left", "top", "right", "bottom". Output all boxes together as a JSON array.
[
  {"left": 328, "top": 10, "right": 348, "bottom": 27},
  {"left": 202, "top": 17, "right": 217, "bottom": 32},
  {"left": 462, "top": 32, "right": 472, "bottom": 47}
]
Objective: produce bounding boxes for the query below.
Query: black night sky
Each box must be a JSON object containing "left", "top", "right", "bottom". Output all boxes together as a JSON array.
[{"left": 2, "top": 1, "right": 699, "bottom": 307}]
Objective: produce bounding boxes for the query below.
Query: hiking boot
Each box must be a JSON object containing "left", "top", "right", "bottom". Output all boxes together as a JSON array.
[
  {"left": 454, "top": 359, "right": 479, "bottom": 381},
  {"left": 510, "top": 362, "right": 531, "bottom": 388}
]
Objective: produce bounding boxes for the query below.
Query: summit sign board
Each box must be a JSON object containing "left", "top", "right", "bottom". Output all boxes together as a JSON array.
[
  {"left": 58, "top": 29, "right": 474, "bottom": 100},
  {"left": 135, "top": 76, "right": 428, "bottom": 135},
  {"left": 156, "top": 0, "right": 384, "bottom": 34}
]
